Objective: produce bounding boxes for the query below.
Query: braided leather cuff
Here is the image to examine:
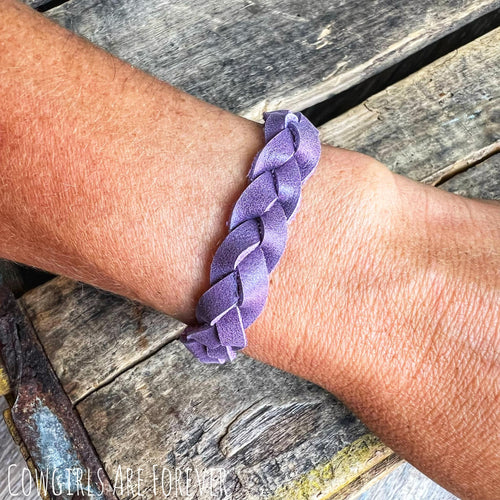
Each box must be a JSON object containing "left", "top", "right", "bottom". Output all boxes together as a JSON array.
[{"left": 180, "top": 110, "right": 321, "bottom": 363}]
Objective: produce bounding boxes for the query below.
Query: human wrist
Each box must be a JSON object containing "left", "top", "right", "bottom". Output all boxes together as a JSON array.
[
  {"left": 243, "top": 147, "right": 497, "bottom": 395},
  {"left": 271, "top": 164, "right": 500, "bottom": 499},
  {"left": 242, "top": 144, "right": 400, "bottom": 386}
]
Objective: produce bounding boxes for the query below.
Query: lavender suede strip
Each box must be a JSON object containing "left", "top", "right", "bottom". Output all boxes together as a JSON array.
[{"left": 180, "top": 110, "right": 321, "bottom": 363}]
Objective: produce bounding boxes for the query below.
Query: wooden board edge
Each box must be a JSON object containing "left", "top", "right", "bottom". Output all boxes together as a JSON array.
[
  {"left": 422, "top": 141, "right": 500, "bottom": 185},
  {"left": 0, "top": 363, "right": 10, "bottom": 397},
  {"left": 332, "top": 454, "right": 403, "bottom": 500},
  {"left": 17, "top": 274, "right": 69, "bottom": 303},
  {"left": 268, "top": 433, "right": 401, "bottom": 500},
  {"left": 240, "top": 1, "right": 499, "bottom": 122}
]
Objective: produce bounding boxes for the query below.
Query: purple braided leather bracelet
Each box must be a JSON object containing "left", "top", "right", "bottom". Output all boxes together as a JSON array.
[{"left": 180, "top": 110, "right": 321, "bottom": 363}]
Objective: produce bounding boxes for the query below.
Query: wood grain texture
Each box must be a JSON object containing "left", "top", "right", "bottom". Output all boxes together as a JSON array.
[
  {"left": 75, "top": 340, "right": 374, "bottom": 499},
  {"left": 18, "top": 276, "right": 185, "bottom": 403},
  {"left": 439, "top": 154, "right": 500, "bottom": 199},
  {"left": 40, "top": 0, "right": 500, "bottom": 120},
  {"left": 14, "top": 283, "right": 397, "bottom": 498},
  {"left": 0, "top": 399, "right": 41, "bottom": 500},
  {"left": 356, "top": 462, "right": 458, "bottom": 500},
  {"left": 319, "top": 28, "right": 500, "bottom": 182}
]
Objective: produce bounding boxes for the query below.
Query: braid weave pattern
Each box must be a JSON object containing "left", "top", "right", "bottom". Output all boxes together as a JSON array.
[{"left": 180, "top": 110, "right": 321, "bottom": 363}]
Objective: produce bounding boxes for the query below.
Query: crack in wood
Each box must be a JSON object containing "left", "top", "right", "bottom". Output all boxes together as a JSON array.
[
  {"left": 72, "top": 331, "right": 182, "bottom": 406},
  {"left": 217, "top": 398, "right": 267, "bottom": 458},
  {"left": 422, "top": 142, "right": 500, "bottom": 186}
]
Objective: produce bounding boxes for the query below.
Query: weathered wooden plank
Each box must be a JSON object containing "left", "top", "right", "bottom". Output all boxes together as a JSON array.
[
  {"left": 18, "top": 276, "right": 184, "bottom": 403},
  {"left": 439, "top": 154, "right": 500, "bottom": 199},
  {"left": 15, "top": 281, "right": 393, "bottom": 499},
  {"left": 319, "top": 28, "right": 500, "bottom": 182},
  {"left": 75, "top": 341, "right": 380, "bottom": 499},
  {"left": 269, "top": 434, "right": 401, "bottom": 500},
  {"left": 356, "top": 461, "right": 458, "bottom": 500},
  {"left": 0, "top": 399, "right": 42, "bottom": 500},
  {"left": 41, "top": 0, "right": 500, "bottom": 121}
]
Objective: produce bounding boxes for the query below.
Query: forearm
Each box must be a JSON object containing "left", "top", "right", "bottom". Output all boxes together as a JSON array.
[
  {"left": 0, "top": 0, "right": 267, "bottom": 322},
  {"left": 0, "top": 1, "right": 498, "bottom": 499}
]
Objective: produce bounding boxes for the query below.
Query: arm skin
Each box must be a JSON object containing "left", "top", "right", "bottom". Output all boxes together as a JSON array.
[{"left": 0, "top": 1, "right": 498, "bottom": 498}]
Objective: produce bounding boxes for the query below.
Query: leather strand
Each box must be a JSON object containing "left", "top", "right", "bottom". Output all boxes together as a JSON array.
[{"left": 180, "top": 110, "right": 321, "bottom": 363}]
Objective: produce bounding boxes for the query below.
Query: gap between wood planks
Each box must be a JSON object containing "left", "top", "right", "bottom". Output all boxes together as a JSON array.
[
  {"left": 35, "top": 0, "right": 68, "bottom": 12},
  {"left": 36, "top": 1, "right": 499, "bottom": 187},
  {"left": 423, "top": 144, "right": 500, "bottom": 186},
  {"left": 301, "top": 9, "right": 500, "bottom": 126},
  {"left": 36, "top": 0, "right": 499, "bottom": 128}
]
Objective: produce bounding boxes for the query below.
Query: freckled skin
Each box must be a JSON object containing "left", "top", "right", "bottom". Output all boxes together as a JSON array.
[{"left": 0, "top": 1, "right": 498, "bottom": 498}]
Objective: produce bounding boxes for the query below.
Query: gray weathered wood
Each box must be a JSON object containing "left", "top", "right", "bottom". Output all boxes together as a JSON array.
[
  {"left": 356, "top": 462, "right": 458, "bottom": 500},
  {"left": 18, "top": 277, "right": 185, "bottom": 403},
  {"left": 75, "top": 341, "right": 374, "bottom": 499},
  {"left": 319, "top": 28, "right": 500, "bottom": 183},
  {"left": 440, "top": 154, "right": 500, "bottom": 200},
  {"left": 41, "top": 0, "right": 500, "bottom": 121},
  {"left": 16, "top": 282, "right": 395, "bottom": 499},
  {"left": 0, "top": 399, "right": 41, "bottom": 500}
]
